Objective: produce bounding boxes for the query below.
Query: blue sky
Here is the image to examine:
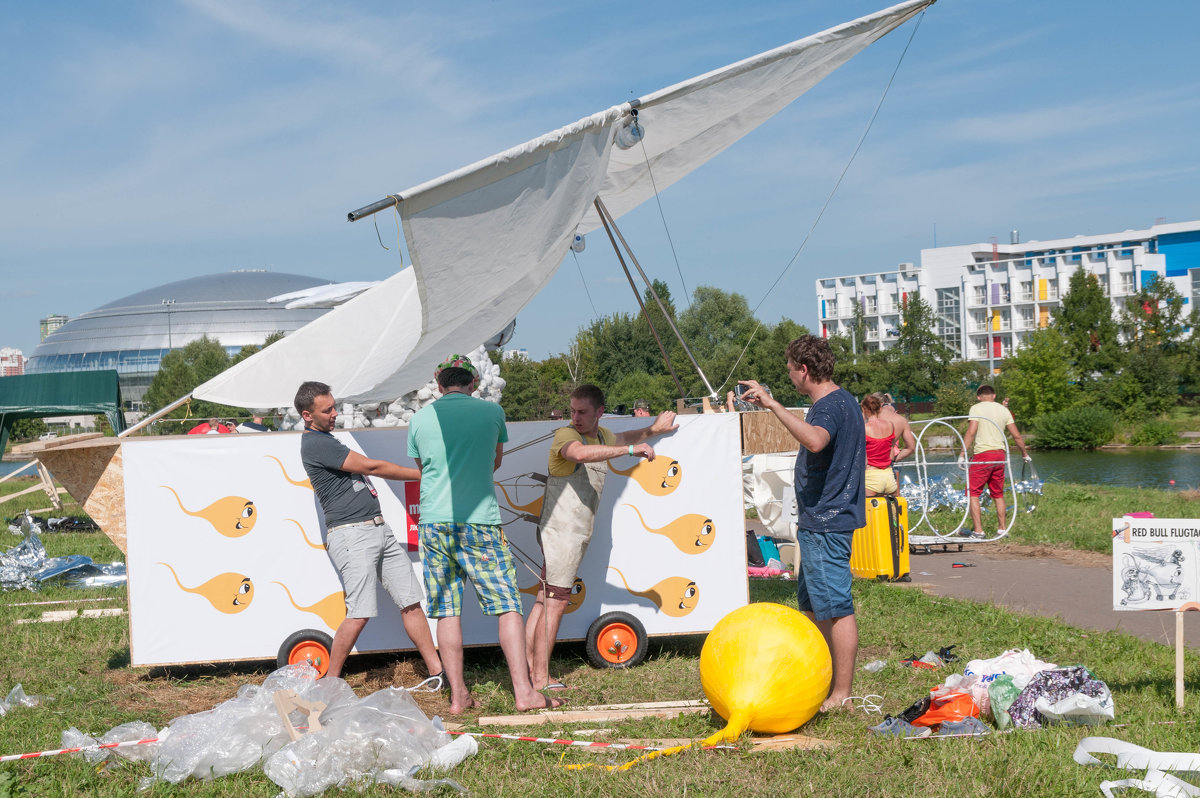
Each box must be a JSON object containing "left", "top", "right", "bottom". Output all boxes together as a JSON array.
[{"left": 3, "top": 1, "right": 1198, "bottom": 362}]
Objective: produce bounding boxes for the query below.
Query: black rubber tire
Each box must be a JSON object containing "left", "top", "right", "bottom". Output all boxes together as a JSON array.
[
  {"left": 277, "top": 629, "right": 334, "bottom": 675},
  {"left": 585, "top": 611, "right": 648, "bottom": 669}
]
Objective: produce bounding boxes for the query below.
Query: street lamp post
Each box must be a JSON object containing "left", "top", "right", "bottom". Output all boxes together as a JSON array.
[{"left": 161, "top": 299, "right": 176, "bottom": 349}]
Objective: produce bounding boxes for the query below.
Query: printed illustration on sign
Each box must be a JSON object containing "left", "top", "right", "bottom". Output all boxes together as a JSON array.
[
  {"left": 497, "top": 481, "right": 544, "bottom": 519},
  {"left": 285, "top": 518, "right": 325, "bottom": 550},
  {"left": 622, "top": 504, "right": 714, "bottom": 554},
  {"left": 609, "top": 567, "right": 698, "bottom": 617},
  {"left": 609, "top": 456, "right": 681, "bottom": 496},
  {"left": 274, "top": 582, "right": 346, "bottom": 630},
  {"left": 1118, "top": 548, "right": 1187, "bottom": 606},
  {"left": 161, "top": 486, "right": 257, "bottom": 537},
  {"left": 266, "top": 455, "right": 312, "bottom": 490},
  {"left": 159, "top": 562, "right": 254, "bottom": 614},
  {"left": 521, "top": 578, "right": 586, "bottom": 613}
]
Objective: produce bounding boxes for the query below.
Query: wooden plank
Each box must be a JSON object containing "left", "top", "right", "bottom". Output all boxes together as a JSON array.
[
  {"left": 750, "top": 732, "right": 836, "bottom": 751},
  {"left": 479, "top": 704, "right": 708, "bottom": 727},
  {"left": 39, "top": 441, "right": 126, "bottom": 554},
  {"left": 740, "top": 409, "right": 807, "bottom": 455}
]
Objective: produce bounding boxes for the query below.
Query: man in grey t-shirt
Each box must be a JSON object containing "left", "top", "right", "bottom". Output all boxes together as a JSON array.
[{"left": 295, "top": 380, "right": 442, "bottom": 682}]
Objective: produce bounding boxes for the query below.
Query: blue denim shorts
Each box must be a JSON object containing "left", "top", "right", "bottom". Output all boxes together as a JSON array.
[{"left": 795, "top": 528, "right": 855, "bottom": 621}]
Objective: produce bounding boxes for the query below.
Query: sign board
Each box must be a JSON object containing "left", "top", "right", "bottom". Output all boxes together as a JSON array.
[
  {"left": 123, "top": 413, "right": 747, "bottom": 667},
  {"left": 1112, "top": 517, "right": 1200, "bottom": 611}
]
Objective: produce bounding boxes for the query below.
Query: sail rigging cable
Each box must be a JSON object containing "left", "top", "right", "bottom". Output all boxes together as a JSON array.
[{"left": 715, "top": 7, "right": 930, "bottom": 395}]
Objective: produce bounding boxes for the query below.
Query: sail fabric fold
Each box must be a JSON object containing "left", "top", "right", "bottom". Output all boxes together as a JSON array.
[{"left": 192, "top": 0, "right": 932, "bottom": 409}]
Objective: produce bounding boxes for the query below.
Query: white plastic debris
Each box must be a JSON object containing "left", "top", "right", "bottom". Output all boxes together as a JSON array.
[{"left": 68, "top": 664, "right": 472, "bottom": 796}]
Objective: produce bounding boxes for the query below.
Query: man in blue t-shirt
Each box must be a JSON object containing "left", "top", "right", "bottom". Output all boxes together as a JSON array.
[
  {"left": 738, "top": 335, "right": 865, "bottom": 712},
  {"left": 407, "top": 356, "right": 564, "bottom": 716},
  {"left": 295, "top": 381, "right": 442, "bottom": 682}
]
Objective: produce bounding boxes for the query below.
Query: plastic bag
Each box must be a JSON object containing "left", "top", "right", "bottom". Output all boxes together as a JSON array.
[
  {"left": 963, "top": 648, "right": 1056, "bottom": 691},
  {"left": 943, "top": 673, "right": 990, "bottom": 718},
  {"left": 1007, "top": 666, "right": 1112, "bottom": 729},
  {"left": 1034, "top": 692, "right": 1114, "bottom": 726},
  {"left": 987, "top": 675, "right": 1021, "bottom": 729},
  {"left": 911, "top": 690, "right": 978, "bottom": 728}
]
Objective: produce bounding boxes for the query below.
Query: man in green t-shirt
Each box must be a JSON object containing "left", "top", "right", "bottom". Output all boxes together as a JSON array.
[
  {"left": 408, "top": 355, "right": 563, "bottom": 715},
  {"left": 962, "top": 385, "right": 1030, "bottom": 539},
  {"left": 525, "top": 383, "right": 677, "bottom": 691}
]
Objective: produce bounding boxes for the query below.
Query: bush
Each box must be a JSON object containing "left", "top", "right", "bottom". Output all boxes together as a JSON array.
[
  {"left": 1129, "top": 420, "right": 1176, "bottom": 446},
  {"left": 1034, "top": 406, "right": 1115, "bottom": 449},
  {"left": 933, "top": 384, "right": 975, "bottom": 418}
]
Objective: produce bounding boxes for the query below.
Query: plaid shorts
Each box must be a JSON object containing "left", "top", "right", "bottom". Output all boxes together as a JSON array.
[{"left": 418, "top": 522, "right": 522, "bottom": 618}]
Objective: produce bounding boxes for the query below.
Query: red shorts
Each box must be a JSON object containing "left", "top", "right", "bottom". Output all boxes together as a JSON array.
[{"left": 967, "top": 449, "right": 1006, "bottom": 498}]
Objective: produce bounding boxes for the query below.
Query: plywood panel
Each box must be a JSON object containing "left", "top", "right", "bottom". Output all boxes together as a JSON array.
[
  {"left": 740, "top": 409, "right": 807, "bottom": 455},
  {"left": 38, "top": 439, "right": 126, "bottom": 554}
]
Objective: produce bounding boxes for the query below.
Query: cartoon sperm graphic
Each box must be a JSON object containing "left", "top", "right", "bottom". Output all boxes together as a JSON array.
[
  {"left": 622, "top": 504, "right": 715, "bottom": 554},
  {"left": 273, "top": 582, "right": 346, "bottom": 630},
  {"left": 497, "top": 483, "right": 544, "bottom": 518},
  {"left": 286, "top": 518, "right": 325, "bottom": 551},
  {"left": 519, "top": 578, "right": 586, "bottom": 613},
  {"left": 159, "top": 562, "right": 253, "bottom": 614},
  {"left": 266, "top": 455, "right": 312, "bottom": 490},
  {"left": 609, "top": 567, "right": 698, "bottom": 617},
  {"left": 608, "top": 457, "right": 682, "bottom": 496},
  {"left": 161, "top": 486, "right": 257, "bottom": 537}
]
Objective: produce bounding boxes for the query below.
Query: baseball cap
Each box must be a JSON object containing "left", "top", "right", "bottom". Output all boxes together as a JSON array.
[{"left": 435, "top": 354, "right": 478, "bottom": 378}]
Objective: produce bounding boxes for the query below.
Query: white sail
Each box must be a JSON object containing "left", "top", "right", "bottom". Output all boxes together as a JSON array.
[{"left": 194, "top": 0, "right": 933, "bottom": 408}]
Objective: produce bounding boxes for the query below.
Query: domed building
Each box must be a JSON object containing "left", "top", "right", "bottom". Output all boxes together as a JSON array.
[{"left": 26, "top": 271, "right": 337, "bottom": 407}]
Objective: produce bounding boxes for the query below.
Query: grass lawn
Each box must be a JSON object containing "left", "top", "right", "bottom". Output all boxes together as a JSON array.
[{"left": 4, "top": 506, "right": 1200, "bottom": 797}]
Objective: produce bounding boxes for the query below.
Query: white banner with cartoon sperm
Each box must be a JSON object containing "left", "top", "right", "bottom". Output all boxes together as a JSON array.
[
  {"left": 1112, "top": 517, "right": 1200, "bottom": 612},
  {"left": 123, "top": 413, "right": 747, "bottom": 667}
]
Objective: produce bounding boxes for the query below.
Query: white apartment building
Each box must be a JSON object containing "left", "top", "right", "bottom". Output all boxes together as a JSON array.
[{"left": 815, "top": 220, "right": 1200, "bottom": 373}]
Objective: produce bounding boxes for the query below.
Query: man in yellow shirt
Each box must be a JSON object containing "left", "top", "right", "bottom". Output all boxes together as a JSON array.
[
  {"left": 962, "top": 385, "right": 1030, "bottom": 539},
  {"left": 525, "top": 383, "right": 677, "bottom": 690}
]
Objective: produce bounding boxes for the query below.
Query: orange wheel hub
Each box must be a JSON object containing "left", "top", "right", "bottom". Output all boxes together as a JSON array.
[
  {"left": 289, "top": 641, "right": 330, "bottom": 676},
  {"left": 599, "top": 622, "right": 637, "bottom": 664}
]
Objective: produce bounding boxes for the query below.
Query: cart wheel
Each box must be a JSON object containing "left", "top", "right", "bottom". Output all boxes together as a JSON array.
[
  {"left": 277, "top": 629, "right": 333, "bottom": 676},
  {"left": 585, "top": 612, "right": 648, "bottom": 669}
]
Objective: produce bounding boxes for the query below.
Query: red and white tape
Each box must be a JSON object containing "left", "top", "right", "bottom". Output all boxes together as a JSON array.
[{"left": 0, "top": 737, "right": 159, "bottom": 764}]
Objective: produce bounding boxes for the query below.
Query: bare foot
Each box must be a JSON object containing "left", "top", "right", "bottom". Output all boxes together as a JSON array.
[
  {"left": 820, "top": 694, "right": 852, "bottom": 713},
  {"left": 448, "top": 695, "right": 477, "bottom": 716},
  {"left": 515, "top": 693, "right": 566, "bottom": 712}
]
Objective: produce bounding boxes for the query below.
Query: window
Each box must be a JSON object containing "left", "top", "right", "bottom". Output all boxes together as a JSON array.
[
  {"left": 865, "top": 295, "right": 877, "bottom": 314},
  {"left": 1097, "top": 273, "right": 1108, "bottom": 295},
  {"left": 1192, "top": 269, "right": 1200, "bottom": 304},
  {"left": 1018, "top": 307, "right": 1033, "bottom": 328},
  {"left": 826, "top": 298, "right": 838, "bottom": 317},
  {"left": 936, "top": 287, "right": 960, "bottom": 318},
  {"left": 1118, "top": 273, "right": 1134, "bottom": 294},
  {"left": 972, "top": 285, "right": 987, "bottom": 306},
  {"left": 998, "top": 283, "right": 1011, "bottom": 304},
  {"left": 1046, "top": 278, "right": 1059, "bottom": 300},
  {"left": 1018, "top": 281, "right": 1033, "bottom": 301}
]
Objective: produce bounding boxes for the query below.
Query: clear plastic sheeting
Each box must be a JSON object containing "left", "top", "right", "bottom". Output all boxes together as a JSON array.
[
  {"left": 0, "top": 683, "right": 53, "bottom": 717},
  {"left": 69, "top": 665, "right": 471, "bottom": 796}
]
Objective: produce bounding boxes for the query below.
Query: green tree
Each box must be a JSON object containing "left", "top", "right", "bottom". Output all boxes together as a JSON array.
[
  {"left": 607, "top": 372, "right": 677, "bottom": 414},
  {"left": 883, "top": 292, "right": 953, "bottom": 401},
  {"left": 996, "top": 328, "right": 1076, "bottom": 422},
  {"left": 674, "top": 286, "right": 758, "bottom": 399},
  {"left": 1118, "top": 278, "right": 1188, "bottom": 353},
  {"left": 10, "top": 417, "right": 48, "bottom": 441},
  {"left": 143, "top": 336, "right": 244, "bottom": 422},
  {"left": 1052, "top": 267, "right": 1120, "bottom": 386},
  {"left": 743, "top": 318, "right": 809, "bottom": 408}
]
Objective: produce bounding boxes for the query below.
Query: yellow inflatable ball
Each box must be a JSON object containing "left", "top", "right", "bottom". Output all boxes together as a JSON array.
[{"left": 700, "top": 602, "right": 831, "bottom": 744}]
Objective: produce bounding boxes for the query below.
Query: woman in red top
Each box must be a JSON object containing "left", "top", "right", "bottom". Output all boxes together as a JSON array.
[{"left": 861, "top": 394, "right": 902, "bottom": 497}]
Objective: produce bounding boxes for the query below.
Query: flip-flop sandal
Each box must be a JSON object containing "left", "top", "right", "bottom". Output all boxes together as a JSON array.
[{"left": 544, "top": 681, "right": 569, "bottom": 691}]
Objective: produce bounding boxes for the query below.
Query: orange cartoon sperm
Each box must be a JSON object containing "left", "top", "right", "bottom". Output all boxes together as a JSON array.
[
  {"left": 622, "top": 504, "right": 714, "bottom": 554},
  {"left": 266, "top": 455, "right": 312, "bottom": 490},
  {"left": 519, "top": 578, "right": 586, "bottom": 613},
  {"left": 274, "top": 582, "right": 346, "bottom": 630},
  {"left": 608, "top": 457, "right": 682, "bottom": 496},
  {"left": 286, "top": 518, "right": 325, "bottom": 551},
  {"left": 159, "top": 562, "right": 253, "bottom": 614},
  {"left": 609, "top": 567, "right": 698, "bottom": 618},
  {"left": 497, "top": 483, "right": 544, "bottom": 517},
  {"left": 161, "top": 486, "right": 256, "bottom": 537}
]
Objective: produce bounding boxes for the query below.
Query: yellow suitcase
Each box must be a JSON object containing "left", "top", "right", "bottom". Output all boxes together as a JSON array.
[{"left": 850, "top": 496, "right": 911, "bottom": 582}]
